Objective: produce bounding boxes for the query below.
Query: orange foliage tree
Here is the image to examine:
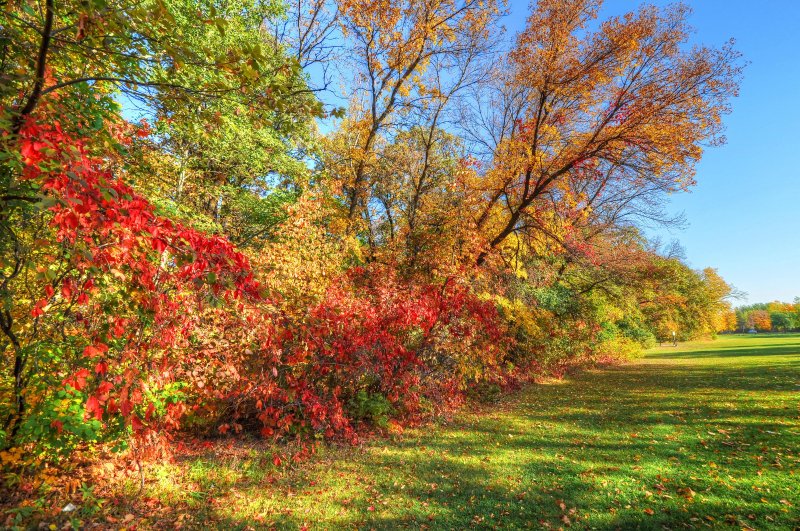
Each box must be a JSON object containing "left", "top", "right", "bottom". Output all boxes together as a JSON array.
[
  {"left": 749, "top": 310, "right": 772, "bottom": 332},
  {"left": 470, "top": 0, "right": 742, "bottom": 266}
]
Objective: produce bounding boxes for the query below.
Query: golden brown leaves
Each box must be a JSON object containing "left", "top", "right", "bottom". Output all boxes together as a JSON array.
[{"left": 475, "top": 0, "right": 742, "bottom": 263}]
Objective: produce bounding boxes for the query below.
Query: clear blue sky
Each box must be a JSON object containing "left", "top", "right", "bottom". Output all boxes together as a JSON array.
[{"left": 505, "top": 1, "right": 800, "bottom": 304}]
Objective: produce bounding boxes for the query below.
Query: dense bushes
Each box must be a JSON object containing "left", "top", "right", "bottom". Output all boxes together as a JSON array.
[
  {"left": 0, "top": 119, "right": 736, "bottom": 466},
  {"left": 1, "top": 0, "right": 741, "bottom": 476},
  {"left": 0, "top": 117, "right": 657, "bottom": 459},
  {"left": 0, "top": 118, "right": 265, "bottom": 457},
  {"left": 190, "top": 265, "right": 511, "bottom": 439},
  {"left": 1, "top": 123, "right": 512, "bottom": 454}
]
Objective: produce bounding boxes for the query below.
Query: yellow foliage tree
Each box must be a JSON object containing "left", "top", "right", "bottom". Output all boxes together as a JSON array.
[{"left": 472, "top": 0, "right": 741, "bottom": 266}]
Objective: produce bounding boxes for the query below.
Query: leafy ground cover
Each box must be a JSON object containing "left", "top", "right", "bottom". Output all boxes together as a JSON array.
[{"left": 18, "top": 334, "right": 800, "bottom": 529}]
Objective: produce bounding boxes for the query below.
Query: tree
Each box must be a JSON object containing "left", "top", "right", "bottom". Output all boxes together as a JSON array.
[
  {"left": 749, "top": 310, "right": 772, "bottom": 332},
  {"left": 331, "top": 0, "right": 500, "bottom": 227},
  {"left": 770, "top": 312, "right": 795, "bottom": 332},
  {"left": 1, "top": 0, "right": 302, "bottom": 134},
  {"left": 0, "top": 0, "right": 322, "bottom": 451},
  {"left": 470, "top": 1, "right": 741, "bottom": 266},
  {"left": 2, "top": 0, "right": 322, "bottom": 245},
  {"left": 721, "top": 309, "right": 738, "bottom": 333},
  {"left": 122, "top": 0, "right": 323, "bottom": 247}
]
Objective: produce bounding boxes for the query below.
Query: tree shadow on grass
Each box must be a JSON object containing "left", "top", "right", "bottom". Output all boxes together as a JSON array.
[
  {"left": 601, "top": 362, "right": 800, "bottom": 391},
  {"left": 648, "top": 343, "right": 800, "bottom": 359}
]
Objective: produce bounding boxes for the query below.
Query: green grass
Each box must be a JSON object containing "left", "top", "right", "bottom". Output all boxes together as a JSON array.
[{"left": 125, "top": 334, "right": 800, "bottom": 529}]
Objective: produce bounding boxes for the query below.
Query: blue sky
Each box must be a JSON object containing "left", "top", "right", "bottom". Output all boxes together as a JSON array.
[{"left": 507, "top": 0, "right": 800, "bottom": 304}]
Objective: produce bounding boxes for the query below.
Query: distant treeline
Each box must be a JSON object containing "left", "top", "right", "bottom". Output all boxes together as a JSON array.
[{"left": 734, "top": 301, "right": 800, "bottom": 332}]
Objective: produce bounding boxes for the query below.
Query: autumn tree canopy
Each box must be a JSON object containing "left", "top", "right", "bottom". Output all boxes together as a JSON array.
[
  {"left": 1, "top": 0, "right": 743, "bottom": 464},
  {"left": 471, "top": 0, "right": 741, "bottom": 266}
]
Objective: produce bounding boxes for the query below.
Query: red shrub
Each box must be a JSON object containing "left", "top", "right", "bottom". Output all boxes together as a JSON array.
[{"left": 11, "top": 119, "right": 512, "bottom": 454}]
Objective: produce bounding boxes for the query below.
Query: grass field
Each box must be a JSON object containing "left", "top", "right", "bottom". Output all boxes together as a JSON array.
[{"left": 120, "top": 334, "right": 800, "bottom": 529}]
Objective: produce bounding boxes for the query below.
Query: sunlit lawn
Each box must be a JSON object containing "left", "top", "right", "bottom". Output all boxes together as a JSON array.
[{"left": 122, "top": 334, "right": 800, "bottom": 529}]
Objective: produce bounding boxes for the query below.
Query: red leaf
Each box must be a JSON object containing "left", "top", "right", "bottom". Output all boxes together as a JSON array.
[
  {"left": 83, "top": 343, "right": 108, "bottom": 358},
  {"left": 86, "top": 395, "right": 103, "bottom": 420},
  {"left": 66, "top": 368, "right": 91, "bottom": 391},
  {"left": 151, "top": 237, "right": 167, "bottom": 253},
  {"left": 120, "top": 399, "right": 133, "bottom": 418},
  {"left": 95, "top": 360, "right": 108, "bottom": 375}
]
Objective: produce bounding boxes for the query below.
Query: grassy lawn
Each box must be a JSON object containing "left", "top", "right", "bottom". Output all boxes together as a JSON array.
[{"left": 120, "top": 334, "right": 799, "bottom": 529}]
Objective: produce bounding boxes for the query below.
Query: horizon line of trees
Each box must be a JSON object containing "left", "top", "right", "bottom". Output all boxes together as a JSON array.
[{"left": 734, "top": 300, "right": 800, "bottom": 332}]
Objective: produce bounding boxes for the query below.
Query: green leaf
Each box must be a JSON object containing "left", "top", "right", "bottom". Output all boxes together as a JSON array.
[{"left": 35, "top": 195, "right": 59, "bottom": 210}]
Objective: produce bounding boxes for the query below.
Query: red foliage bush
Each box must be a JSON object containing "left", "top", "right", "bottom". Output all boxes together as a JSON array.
[
  {"left": 13, "top": 119, "right": 265, "bottom": 452},
  {"left": 10, "top": 119, "right": 512, "bottom": 455},
  {"left": 215, "top": 266, "right": 509, "bottom": 443}
]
